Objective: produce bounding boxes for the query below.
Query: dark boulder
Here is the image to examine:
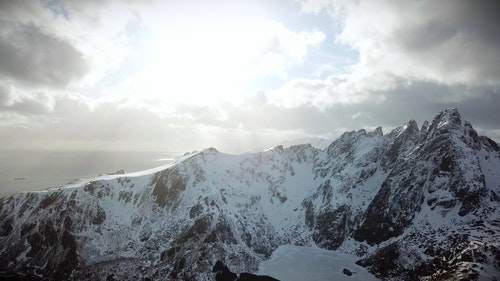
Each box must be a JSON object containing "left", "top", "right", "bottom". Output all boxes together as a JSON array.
[
  {"left": 342, "top": 268, "right": 353, "bottom": 276},
  {"left": 215, "top": 271, "right": 238, "bottom": 281},
  {"left": 211, "top": 261, "right": 280, "bottom": 281},
  {"left": 239, "top": 272, "right": 280, "bottom": 281},
  {"left": 212, "top": 260, "right": 237, "bottom": 281},
  {"left": 212, "top": 260, "right": 230, "bottom": 273}
]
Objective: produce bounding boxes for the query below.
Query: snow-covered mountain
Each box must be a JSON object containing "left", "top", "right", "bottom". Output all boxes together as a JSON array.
[
  {"left": 1, "top": 108, "right": 499, "bottom": 280},
  {"left": 252, "top": 136, "right": 332, "bottom": 152}
]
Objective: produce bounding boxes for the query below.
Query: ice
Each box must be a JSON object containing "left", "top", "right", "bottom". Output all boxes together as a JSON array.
[{"left": 258, "top": 245, "right": 378, "bottom": 281}]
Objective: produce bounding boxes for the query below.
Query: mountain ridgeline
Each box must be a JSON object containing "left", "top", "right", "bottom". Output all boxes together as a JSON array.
[{"left": 0, "top": 108, "right": 499, "bottom": 280}]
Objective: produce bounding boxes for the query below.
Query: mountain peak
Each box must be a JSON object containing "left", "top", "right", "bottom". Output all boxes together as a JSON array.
[
  {"left": 406, "top": 119, "right": 418, "bottom": 130},
  {"left": 433, "top": 108, "right": 462, "bottom": 129},
  {"left": 373, "top": 126, "right": 383, "bottom": 136}
]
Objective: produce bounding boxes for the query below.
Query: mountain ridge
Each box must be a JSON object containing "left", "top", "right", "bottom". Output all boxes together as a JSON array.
[{"left": 0, "top": 108, "right": 499, "bottom": 280}]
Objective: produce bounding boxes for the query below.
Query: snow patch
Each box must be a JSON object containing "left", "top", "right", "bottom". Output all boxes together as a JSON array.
[{"left": 258, "top": 245, "right": 378, "bottom": 281}]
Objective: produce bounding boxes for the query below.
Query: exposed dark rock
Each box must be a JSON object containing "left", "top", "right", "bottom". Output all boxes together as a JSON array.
[
  {"left": 190, "top": 203, "right": 204, "bottom": 219},
  {"left": 212, "top": 260, "right": 238, "bottom": 281},
  {"left": 212, "top": 261, "right": 280, "bottom": 281},
  {"left": 356, "top": 242, "right": 400, "bottom": 279},
  {"left": 354, "top": 183, "right": 404, "bottom": 245},
  {"left": 312, "top": 204, "right": 349, "bottom": 250},
  {"left": 38, "top": 192, "right": 60, "bottom": 209},
  {"left": 91, "top": 206, "right": 106, "bottom": 225},
  {"left": 239, "top": 272, "right": 280, "bottom": 281},
  {"left": 0, "top": 218, "right": 13, "bottom": 236},
  {"left": 152, "top": 167, "right": 187, "bottom": 208},
  {"left": 413, "top": 240, "right": 493, "bottom": 280},
  {"left": 342, "top": 268, "right": 353, "bottom": 276}
]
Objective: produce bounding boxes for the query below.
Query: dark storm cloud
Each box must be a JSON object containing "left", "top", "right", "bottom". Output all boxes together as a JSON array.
[
  {"left": 313, "top": 82, "right": 500, "bottom": 140},
  {"left": 0, "top": 21, "right": 89, "bottom": 87},
  {"left": 448, "top": 0, "right": 500, "bottom": 45},
  {"left": 396, "top": 1, "right": 500, "bottom": 49},
  {"left": 392, "top": 0, "right": 500, "bottom": 84}
]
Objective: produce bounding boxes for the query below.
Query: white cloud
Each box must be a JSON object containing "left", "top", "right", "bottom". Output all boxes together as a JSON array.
[
  {"left": 299, "top": 0, "right": 500, "bottom": 86},
  {"left": 0, "top": 0, "right": 327, "bottom": 106},
  {"left": 261, "top": 0, "right": 500, "bottom": 112},
  {"left": 265, "top": 72, "right": 393, "bottom": 109},
  {"left": 120, "top": 18, "right": 326, "bottom": 106}
]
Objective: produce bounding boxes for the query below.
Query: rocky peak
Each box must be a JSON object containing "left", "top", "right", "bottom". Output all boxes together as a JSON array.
[
  {"left": 371, "top": 127, "right": 383, "bottom": 137},
  {"left": 425, "top": 108, "right": 463, "bottom": 137},
  {"left": 386, "top": 119, "right": 419, "bottom": 140},
  {"left": 406, "top": 119, "right": 419, "bottom": 132},
  {"left": 436, "top": 107, "right": 462, "bottom": 126}
]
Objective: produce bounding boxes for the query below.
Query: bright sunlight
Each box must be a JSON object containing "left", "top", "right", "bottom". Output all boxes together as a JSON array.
[{"left": 129, "top": 2, "right": 324, "bottom": 106}]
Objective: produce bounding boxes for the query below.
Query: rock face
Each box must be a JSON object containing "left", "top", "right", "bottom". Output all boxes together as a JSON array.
[
  {"left": 212, "top": 261, "right": 279, "bottom": 281},
  {"left": 0, "top": 108, "right": 499, "bottom": 280}
]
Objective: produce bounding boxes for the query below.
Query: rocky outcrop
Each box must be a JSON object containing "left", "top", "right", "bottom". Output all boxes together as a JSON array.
[{"left": 212, "top": 261, "right": 279, "bottom": 281}]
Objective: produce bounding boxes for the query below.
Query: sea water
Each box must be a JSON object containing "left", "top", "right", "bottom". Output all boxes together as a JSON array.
[{"left": 0, "top": 150, "right": 183, "bottom": 197}]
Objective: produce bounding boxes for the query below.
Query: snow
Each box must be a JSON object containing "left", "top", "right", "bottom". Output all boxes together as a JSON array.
[
  {"left": 253, "top": 137, "right": 332, "bottom": 153},
  {"left": 258, "top": 245, "right": 378, "bottom": 281},
  {"left": 1, "top": 109, "right": 499, "bottom": 280}
]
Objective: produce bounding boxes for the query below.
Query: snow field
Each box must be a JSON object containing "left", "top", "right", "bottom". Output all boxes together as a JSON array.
[{"left": 258, "top": 245, "right": 378, "bottom": 281}]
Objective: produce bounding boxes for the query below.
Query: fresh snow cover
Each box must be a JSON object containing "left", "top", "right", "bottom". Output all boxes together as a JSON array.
[
  {"left": 1, "top": 108, "right": 499, "bottom": 280},
  {"left": 258, "top": 245, "right": 378, "bottom": 281},
  {"left": 252, "top": 137, "right": 332, "bottom": 153}
]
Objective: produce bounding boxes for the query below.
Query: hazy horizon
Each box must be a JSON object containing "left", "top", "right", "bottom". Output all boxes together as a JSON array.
[{"left": 0, "top": 150, "right": 182, "bottom": 197}]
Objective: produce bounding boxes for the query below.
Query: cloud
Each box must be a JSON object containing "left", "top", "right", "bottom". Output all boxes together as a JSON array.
[
  {"left": 1, "top": 82, "right": 499, "bottom": 153},
  {"left": 126, "top": 18, "right": 326, "bottom": 106},
  {"left": 0, "top": 0, "right": 144, "bottom": 89},
  {"left": 0, "top": 0, "right": 47, "bottom": 21},
  {"left": 0, "top": 20, "right": 89, "bottom": 87},
  {"left": 0, "top": 0, "right": 498, "bottom": 154},
  {"left": 0, "top": 83, "right": 55, "bottom": 115},
  {"left": 265, "top": 74, "right": 392, "bottom": 109},
  {"left": 0, "top": 0, "right": 326, "bottom": 103},
  {"left": 250, "top": 22, "right": 326, "bottom": 78},
  {"left": 261, "top": 0, "right": 500, "bottom": 132},
  {"left": 299, "top": 0, "right": 500, "bottom": 86}
]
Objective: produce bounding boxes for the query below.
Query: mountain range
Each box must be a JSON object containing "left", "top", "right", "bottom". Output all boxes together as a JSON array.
[{"left": 0, "top": 108, "right": 499, "bottom": 280}]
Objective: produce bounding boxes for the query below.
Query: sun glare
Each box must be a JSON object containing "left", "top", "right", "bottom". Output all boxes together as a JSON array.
[
  {"left": 129, "top": 2, "right": 278, "bottom": 106},
  {"left": 141, "top": 31, "right": 252, "bottom": 104}
]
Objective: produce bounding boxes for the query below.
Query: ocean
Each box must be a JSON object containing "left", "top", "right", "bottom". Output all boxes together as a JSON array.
[{"left": 0, "top": 150, "right": 183, "bottom": 198}]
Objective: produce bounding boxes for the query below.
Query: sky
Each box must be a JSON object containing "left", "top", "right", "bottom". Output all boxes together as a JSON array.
[{"left": 0, "top": 0, "right": 499, "bottom": 153}]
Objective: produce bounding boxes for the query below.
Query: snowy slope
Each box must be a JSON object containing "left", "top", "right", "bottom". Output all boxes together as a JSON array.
[{"left": 0, "top": 108, "right": 499, "bottom": 281}]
